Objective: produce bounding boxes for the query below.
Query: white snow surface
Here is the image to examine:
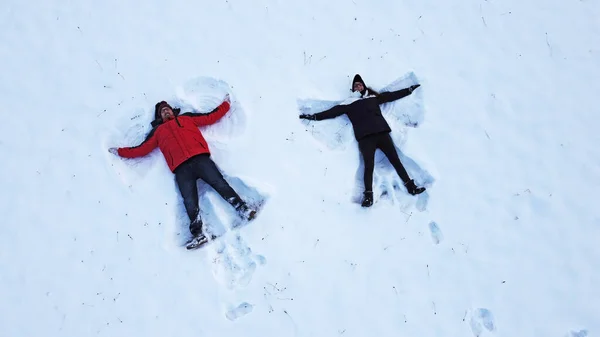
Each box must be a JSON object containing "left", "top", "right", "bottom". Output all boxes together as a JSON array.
[{"left": 1, "top": 0, "right": 599, "bottom": 336}]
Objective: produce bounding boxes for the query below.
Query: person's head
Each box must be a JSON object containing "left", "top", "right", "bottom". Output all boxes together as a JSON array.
[
  {"left": 352, "top": 74, "right": 366, "bottom": 93},
  {"left": 351, "top": 74, "right": 378, "bottom": 97},
  {"left": 155, "top": 101, "right": 175, "bottom": 122}
]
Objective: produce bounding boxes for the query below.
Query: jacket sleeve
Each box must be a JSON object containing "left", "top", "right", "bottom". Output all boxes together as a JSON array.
[
  {"left": 117, "top": 128, "right": 159, "bottom": 158},
  {"left": 312, "top": 105, "right": 346, "bottom": 120},
  {"left": 376, "top": 88, "right": 412, "bottom": 104},
  {"left": 182, "top": 101, "right": 231, "bottom": 126}
]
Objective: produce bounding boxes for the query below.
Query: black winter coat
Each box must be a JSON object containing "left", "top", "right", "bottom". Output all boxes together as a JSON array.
[{"left": 311, "top": 87, "right": 414, "bottom": 141}]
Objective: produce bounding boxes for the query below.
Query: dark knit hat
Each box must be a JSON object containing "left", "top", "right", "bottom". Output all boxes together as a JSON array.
[
  {"left": 154, "top": 101, "right": 172, "bottom": 120},
  {"left": 352, "top": 74, "right": 367, "bottom": 94}
]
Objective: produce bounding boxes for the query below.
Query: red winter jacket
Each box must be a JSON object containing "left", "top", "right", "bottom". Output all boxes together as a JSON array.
[{"left": 117, "top": 101, "right": 230, "bottom": 172}]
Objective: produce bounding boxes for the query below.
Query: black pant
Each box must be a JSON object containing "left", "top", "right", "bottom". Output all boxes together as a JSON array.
[
  {"left": 174, "top": 154, "right": 242, "bottom": 236},
  {"left": 358, "top": 132, "right": 411, "bottom": 192}
]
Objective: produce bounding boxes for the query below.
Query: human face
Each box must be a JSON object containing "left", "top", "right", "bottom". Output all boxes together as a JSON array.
[
  {"left": 160, "top": 106, "right": 174, "bottom": 121},
  {"left": 353, "top": 82, "right": 364, "bottom": 92}
]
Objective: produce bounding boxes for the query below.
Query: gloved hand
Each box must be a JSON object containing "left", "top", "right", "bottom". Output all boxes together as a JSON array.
[
  {"left": 408, "top": 84, "right": 421, "bottom": 93},
  {"left": 108, "top": 147, "right": 119, "bottom": 155},
  {"left": 299, "top": 114, "right": 316, "bottom": 120},
  {"left": 223, "top": 93, "right": 231, "bottom": 103}
]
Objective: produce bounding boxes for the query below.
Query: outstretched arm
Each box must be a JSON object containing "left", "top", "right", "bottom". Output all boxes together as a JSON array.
[
  {"left": 377, "top": 84, "right": 420, "bottom": 104},
  {"left": 181, "top": 95, "right": 231, "bottom": 126},
  {"left": 299, "top": 104, "right": 346, "bottom": 121},
  {"left": 111, "top": 128, "right": 159, "bottom": 158}
]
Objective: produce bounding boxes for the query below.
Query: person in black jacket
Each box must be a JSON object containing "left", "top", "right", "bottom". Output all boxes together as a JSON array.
[{"left": 299, "top": 74, "right": 426, "bottom": 207}]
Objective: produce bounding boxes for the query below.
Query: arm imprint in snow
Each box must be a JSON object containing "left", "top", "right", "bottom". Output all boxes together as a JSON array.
[
  {"left": 376, "top": 84, "right": 420, "bottom": 104},
  {"left": 180, "top": 100, "right": 231, "bottom": 127},
  {"left": 117, "top": 127, "right": 159, "bottom": 158}
]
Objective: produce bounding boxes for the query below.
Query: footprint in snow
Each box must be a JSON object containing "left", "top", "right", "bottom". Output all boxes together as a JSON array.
[
  {"left": 428, "top": 221, "right": 443, "bottom": 244},
  {"left": 210, "top": 230, "right": 265, "bottom": 290},
  {"left": 469, "top": 308, "right": 495, "bottom": 337},
  {"left": 567, "top": 330, "right": 588, "bottom": 337},
  {"left": 191, "top": 196, "right": 256, "bottom": 289},
  {"left": 225, "top": 302, "right": 253, "bottom": 321},
  {"left": 184, "top": 175, "right": 267, "bottom": 290}
]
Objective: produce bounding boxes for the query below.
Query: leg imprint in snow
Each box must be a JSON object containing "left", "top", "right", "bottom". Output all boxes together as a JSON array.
[
  {"left": 469, "top": 308, "right": 496, "bottom": 336},
  {"left": 351, "top": 144, "right": 434, "bottom": 211}
]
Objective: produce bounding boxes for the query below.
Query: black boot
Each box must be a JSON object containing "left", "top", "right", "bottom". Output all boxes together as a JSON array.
[
  {"left": 404, "top": 179, "right": 426, "bottom": 195},
  {"left": 228, "top": 196, "right": 257, "bottom": 221},
  {"left": 361, "top": 191, "right": 373, "bottom": 207},
  {"left": 189, "top": 219, "right": 206, "bottom": 239},
  {"left": 186, "top": 219, "right": 208, "bottom": 249}
]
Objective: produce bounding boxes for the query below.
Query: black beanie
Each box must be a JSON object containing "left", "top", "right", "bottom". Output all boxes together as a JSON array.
[
  {"left": 154, "top": 101, "right": 172, "bottom": 120},
  {"left": 352, "top": 74, "right": 367, "bottom": 94}
]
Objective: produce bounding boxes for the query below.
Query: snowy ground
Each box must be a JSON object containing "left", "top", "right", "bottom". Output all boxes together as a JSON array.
[{"left": 1, "top": 0, "right": 599, "bottom": 336}]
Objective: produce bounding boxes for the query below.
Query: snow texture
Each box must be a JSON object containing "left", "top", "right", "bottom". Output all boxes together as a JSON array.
[{"left": 1, "top": 0, "right": 599, "bottom": 336}]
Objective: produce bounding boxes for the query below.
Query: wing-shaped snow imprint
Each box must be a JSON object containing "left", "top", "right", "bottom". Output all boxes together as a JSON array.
[
  {"left": 173, "top": 76, "right": 248, "bottom": 142},
  {"left": 107, "top": 76, "right": 247, "bottom": 181},
  {"left": 297, "top": 72, "right": 434, "bottom": 211},
  {"left": 170, "top": 77, "right": 268, "bottom": 289}
]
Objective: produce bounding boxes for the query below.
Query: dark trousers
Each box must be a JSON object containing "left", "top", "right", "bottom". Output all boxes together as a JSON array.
[
  {"left": 174, "top": 154, "right": 242, "bottom": 236},
  {"left": 358, "top": 132, "right": 411, "bottom": 192}
]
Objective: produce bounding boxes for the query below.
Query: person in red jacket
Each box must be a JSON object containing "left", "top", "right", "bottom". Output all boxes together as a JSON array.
[{"left": 109, "top": 95, "right": 256, "bottom": 247}]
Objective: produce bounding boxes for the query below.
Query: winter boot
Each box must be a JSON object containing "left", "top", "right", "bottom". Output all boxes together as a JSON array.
[
  {"left": 228, "top": 196, "right": 257, "bottom": 221},
  {"left": 189, "top": 218, "right": 204, "bottom": 237},
  {"left": 361, "top": 191, "right": 374, "bottom": 207},
  {"left": 404, "top": 179, "right": 426, "bottom": 195},
  {"left": 236, "top": 202, "right": 257, "bottom": 221},
  {"left": 186, "top": 234, "right": 208, "bottom": 249},
  {"left": 186, "top": 220, "right": 208, "bottom": 249}
]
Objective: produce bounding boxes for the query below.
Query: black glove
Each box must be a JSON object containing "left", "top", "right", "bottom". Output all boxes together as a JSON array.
[
  {"left": 299, "top": 114, "right": 316, "bottom": 120},
  {"left": 408, "top": 84, "right": 421, "bottom": 93}
]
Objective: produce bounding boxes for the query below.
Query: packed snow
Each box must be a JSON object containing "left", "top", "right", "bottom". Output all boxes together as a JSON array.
[{"left": 1, "top": 0, "right": 599, "bottom": 336}]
